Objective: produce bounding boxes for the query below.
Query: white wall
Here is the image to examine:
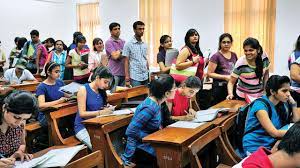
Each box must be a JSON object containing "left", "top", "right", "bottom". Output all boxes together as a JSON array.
[
  {"left": 172, "top": 0, "right": 224, "bottom": 57},
  {"left": 274, "top": 0, "right": 300, "bottom": 76},
  {"left": 0, "top": 0, "right": 77, "bottom": 67}
]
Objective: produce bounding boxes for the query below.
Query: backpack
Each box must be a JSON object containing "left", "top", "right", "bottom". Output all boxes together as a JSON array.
[{"left": 235, "top": 98, "right": 272, "bottom": 153}]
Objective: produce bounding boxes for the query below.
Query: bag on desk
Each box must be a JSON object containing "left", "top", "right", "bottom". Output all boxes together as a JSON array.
[{"left": 169, "top": 60, "right": 198, "bottom": 83}]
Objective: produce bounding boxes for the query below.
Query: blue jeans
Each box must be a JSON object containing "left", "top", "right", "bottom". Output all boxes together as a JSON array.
[
  {"left": 111, "top": 76, "right": 125, "bottom": 92},
  {"left": 130, "top": 79, "right": 149, "bottom": 87}
]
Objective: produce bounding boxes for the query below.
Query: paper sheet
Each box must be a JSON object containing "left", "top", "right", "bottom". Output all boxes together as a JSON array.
[
  {"left": 97, "top": 108, "right": 134, "bottom": 118},
  {"left": 168, "top": 121, "right": 205, "bottom": 129},
  {"left": 192, "top": 108, "right": 230, "bottom": 123},
  {"left": 59, "top": 82, "right": 82, "bottom": 95}
]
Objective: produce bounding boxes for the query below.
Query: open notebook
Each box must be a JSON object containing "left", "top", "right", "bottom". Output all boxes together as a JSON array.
[
  {"left": 14, "top": 145, "right": 85, "bottom": 168},
  {"left": 97, "top": 108, "right": 136, "bottom": 118},
  {"left": 191, "top": 108, "right": 230, "bottom": 123}
]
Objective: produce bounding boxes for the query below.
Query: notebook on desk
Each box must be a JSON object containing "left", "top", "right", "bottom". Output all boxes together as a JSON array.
[
  {"left": 14, "top": 145, "right": 85, "bottom": 168},
  {"left": 97, "top": 108, "right": 136, "bottom": 118},
  {"left": 191, "top": 108, "right": 230, "bottom": 123}
]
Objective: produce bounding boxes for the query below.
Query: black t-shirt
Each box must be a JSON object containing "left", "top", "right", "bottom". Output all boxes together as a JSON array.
[{"left": 157, "top": 50, "right": 166, "bottom": 64}]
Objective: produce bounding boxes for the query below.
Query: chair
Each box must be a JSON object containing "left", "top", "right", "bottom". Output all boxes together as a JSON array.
[
  {"left": 101, "top": 116, "right": 132, "bottom": 168},
  {"left": 220, "top": 114, "right": 242, "bottom": 163},
  {"left": 188, "top": 127, "right": 236, "bottom": 168},
  {"left": 65, "top": 150, "right": 104, "bottom": 168},
  {"left": 25, "top": 121, "right": 42, "bottom": 153}
]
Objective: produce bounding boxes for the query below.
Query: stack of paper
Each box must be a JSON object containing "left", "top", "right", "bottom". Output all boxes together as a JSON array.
[
  {"left": 59, "top": 82, "right": 82, "bottom": 96},
  {"left": 168, "top": 121, "right": 205, "bottom": 129},
  {"left": 97, "top": 108, "right": 135, "bottom": 118},
  {"left": 192, "top": 108, "right": 230, "bottom": 123},
  {"left": 14, "top": 145, "right": 85, "bottom": 168}
]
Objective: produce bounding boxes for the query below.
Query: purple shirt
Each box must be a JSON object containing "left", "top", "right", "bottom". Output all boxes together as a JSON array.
[
  {"left": 105, "top": 37, "right": 126, "bottom": 76},
  {"left": 210, "top": 51, "right": 237, "bottom": 76}
]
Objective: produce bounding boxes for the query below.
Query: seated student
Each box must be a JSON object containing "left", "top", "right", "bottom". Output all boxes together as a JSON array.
[
  {"left": 242, "top": 75, "right": 300, "bottom": 155},
  {"left": 0, "top": 91, "right": 38, "bottom": 166},
  {"left": 36, "top": 62, "right": 69, "bottom": 127},
  {"left": 74, "top": 66, "right": 114, "bottom": 149},
  {"left": 234, "top": 121, "right": 300, "bottom": 168},
  {"left": 121, "top": 74, "right": 176, "bottom": 168},
  {"left": 4, "top": 58, "right": 36, "bottom": 84},
  {"left": 166, "top": 76, "right": 202, "bottom": 121}
]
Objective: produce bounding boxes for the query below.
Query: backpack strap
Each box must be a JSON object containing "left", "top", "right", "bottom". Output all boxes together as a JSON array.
[{"left": 244, "top": 98, "right": 272, "bottom": 135}]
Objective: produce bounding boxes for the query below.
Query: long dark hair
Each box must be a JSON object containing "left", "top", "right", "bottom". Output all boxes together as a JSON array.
[
  {"left": 184, "top": 29, "right": 203, "bottom": 56},
  {"left": 294, "top": 35, "right": 300, "bottom": 51},
  {"left": 243, "top": 37, "right": 264, "bottom": 81},
  {"left": 159, "top": 35, "right": 171, "bottom": 52},
  {"left": 149, "top": 74, "right": 175, "bottom": 101}
]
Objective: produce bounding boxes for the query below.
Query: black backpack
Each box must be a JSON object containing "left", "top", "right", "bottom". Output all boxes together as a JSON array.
[{"left": 235, "top": 98, "right": 272, "bottom": 152}]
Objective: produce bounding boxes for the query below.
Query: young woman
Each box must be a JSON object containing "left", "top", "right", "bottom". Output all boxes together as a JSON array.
[
  {"left": 74, "top": 66, "right": 114, "bottom": 149},
  {"left": 44, "top": 40, "right": 67, "bottom": 80},
  {"left": 157, "top": 35, "right": 173, "bottom": 73},
  {"left": 289, "top": 35, "right": 300, "bottom": 107},
  {"left": 36, "top": 62, "right": 69, "bottom": 127},
  {"left": 66, "top": 35, "right": 90, "bottom": 84},
  {"left": 166, "top": 76, "right": 202, "bottom": 121},
  {"left": 43, "top": 38, "right": 55, "bottom": 53},
  {"left": 36, "top": 40, "right": 49, "bottom": 75},
  {"left": 121, "top": 74, "right": 176, "bottom": 168},
  {"left": 242, "top": 75, "right": 300, "bottom": 155},
  {"left": 175, "top": 29, "right": 205, "bottom": 81},
  {"left": 227, "top": 37, "right": 270, "bottom": 100},
  {"left": 88, "top": 38, "right": 108, "bottom": 72},
  {"left": 0, "top": 91, "right": 38, "bottom": 165},
  {"left": 207, "top": 33, "right": 237, "bottom": 105}
]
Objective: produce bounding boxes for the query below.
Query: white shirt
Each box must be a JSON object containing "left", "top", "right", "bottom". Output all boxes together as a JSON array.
[{"left": 4, "top": 68, "right": 35, "bottom": 84}]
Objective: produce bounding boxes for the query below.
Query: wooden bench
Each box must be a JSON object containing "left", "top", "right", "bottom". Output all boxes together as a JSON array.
[
  {"left": 101, "top": 116, "right": 132, "bottom": 168},
  {"left": 65, "top": 150, "right": 104, "bottom": 168},
  {"left": 188, "top": 127, "right": 235, "bottom": 168},
  {"left": 25, "top": 121, "right": 42, "bottom": 153}
]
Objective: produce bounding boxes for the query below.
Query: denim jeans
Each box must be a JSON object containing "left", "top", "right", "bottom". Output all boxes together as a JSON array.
[
  {"left": 75, "top": 128, "right": 92, "bottom": 150},
  {"left": 111, "top": 75, "right": 125, "bottom": 92},
  {"left": 130, "top": 78, "right": 149, "bottom": 87}
]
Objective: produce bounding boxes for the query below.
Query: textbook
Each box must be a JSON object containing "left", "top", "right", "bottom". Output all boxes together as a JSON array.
[
  {"left": 14, "top": 145, "right": 85, "bottom": 168},
  {"left": 59, "top": 82, "right": 82, "bottom": 96},
  {"left": 191, "top": 108, "right": 230, "bottom": 123},
  {"left": 80, "top": 48, "right": 90, "bottom": 64}
]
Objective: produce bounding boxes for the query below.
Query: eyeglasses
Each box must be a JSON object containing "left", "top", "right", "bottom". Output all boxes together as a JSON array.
[{"left": 221, "top": 41, "right": 231, "bottom": 44}]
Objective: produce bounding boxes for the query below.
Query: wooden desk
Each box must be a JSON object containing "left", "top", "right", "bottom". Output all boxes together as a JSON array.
[
  {"left": 82, "top": 114, "right": 133, "bottom": 168},
  {"left": 107, "top": 92, "right": 127, "bottom": 108},
  {"left": 9, "top": 82, "right": 40, "bottom": 92},
  {"left": 142, "top": 99, "right": 246, "bottom": 168}
]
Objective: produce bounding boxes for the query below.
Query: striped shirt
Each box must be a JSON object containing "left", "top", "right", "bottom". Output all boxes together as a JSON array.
[
  {"left": 231, "top": 53, "right": 270, "bottom": 98},
  {"left": 123, "top": 36, "right": 148, "bottom": 81},
  {"left": 121, "top": 97, "right": 161, "bottom": 165},
  {"left": 288, "top": 51, "right": 300, "bottom": 92}
]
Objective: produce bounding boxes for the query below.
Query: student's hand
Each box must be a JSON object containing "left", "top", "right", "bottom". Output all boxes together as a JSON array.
[
  {"left": 11, "top": 150, "right": 33, "bottom": 162},
  {"left": 106, "top": 104, "right": 116, "bottom": 111},
  {"left": 184, "top": 110, "right": 196, "bottom": 121},
  {"left": 99, "top": 108, "right": 113, "bottom": 116},
  {"left": 188, "top": 108, "right": 197, "bottom": 115},
  {"left": 123, "top": 161, "right": 136, "bottom": 168},
  {"left": 224, "top": 75, "right": 231, "bottom": 82},
  {"left": 226, "top": 94, "right": 234, "bottom": 100},
  {"left": 192, "top": 55, "right": 201, "bottom": 64},
  {"left": 288, "top": 96, "right": 297, "bottom": 105},
  {"left": 125, "top": 76, "right": 131, "bottom": 87},
  {"left": 59, "top": 97, "right": 69, "bottom": 103},
  {"left": 0, "top": 158, "right": 15, "bottom": 168}
]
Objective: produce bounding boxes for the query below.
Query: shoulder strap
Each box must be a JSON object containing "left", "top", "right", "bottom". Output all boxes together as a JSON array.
[{"left": 244, "top": 98, "right": 272, "bottom": 135}]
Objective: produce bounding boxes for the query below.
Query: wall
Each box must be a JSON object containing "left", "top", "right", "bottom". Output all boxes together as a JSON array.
[
  {"left": 172, "top": 0, "right": 224, "bottom": 57},
  {"left": 0, "top": 0, "right": 77, "bottom": 68},
  {"left": 274, "top": 0, "right": 300, "bottom": 76}
]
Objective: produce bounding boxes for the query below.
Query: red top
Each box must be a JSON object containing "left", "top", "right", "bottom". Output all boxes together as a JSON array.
[
  {"left": 184, "top": 46, "right": 205, "bottom": 80},
  {"left": 167, "top": 89, "right": 190, "bottom": 116},
  {"left": 241, "top": 147, "right": 273, "bottom": 168}
]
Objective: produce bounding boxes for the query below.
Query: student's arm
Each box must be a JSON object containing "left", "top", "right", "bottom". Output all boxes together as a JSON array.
[
  {"left": 176, "top": 48, "right": 195, "bottom": 70},
  {"left": 11, "top": 124, "right": 33, "bottom": 161},
  {"left": 23, "top": 70, "right": 37, "bottom": 82},
  {"left": 288, "top": 96, "right": 300, "bottom": 122},
  {"left": 158, "top": 62, "right": 170, "bottom": 73},
  {"left": 38, "top": 95, "right": 67, "bottom": 108},
  {"left": 0, "top": 158, "right": 15, "bottom": 167},
  {"left": 77, "top": 86, "right": 112, "bottom": 118},
  {"left": 263, "top": 69, "right": 269, "bottom": 89},
  {"left": 106, "top": 42, "right": 122, "bottom": 60},
  {"left": 226, "top": 76, "right": 238, "bottom": 100},
  {"left": 65, "top": 55, "right": 79, "bottom": 68},
  {"left": 207, "top": 61, "right": 230, "bottom": 81},
  {"left": 36, "top": 48, "right": 41, "bottom": 74},
  {"left": 0, "top": 52, "right": 6, "bottom": 64},
  {"left": 100, "top": 54, "right": 108, "bottom": 66},
  {"left": 256, "top": 110, "right": 287, "bottom": 138},
  {"left": 290, "top": 64, "right": 300, "bottom": 83},
  {"left": 166, "top": 100, "right": 195, "bottom": 121}
]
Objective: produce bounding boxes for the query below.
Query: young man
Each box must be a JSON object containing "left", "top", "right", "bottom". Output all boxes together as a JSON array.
[
  {"left": 105, "top": 22, "right": 126, "bottom": 92},
  {"left": 233, "top": 121, "right": 300, "bottom": 168},
  {"left": 4, "top": 58, "right": 36, "bottom": 84},
  {"left": 123, "top": 21, "right": 149, "bottom": 87},
  {"left": 21, "top": 29, "right": 41, "bottom": 74}
]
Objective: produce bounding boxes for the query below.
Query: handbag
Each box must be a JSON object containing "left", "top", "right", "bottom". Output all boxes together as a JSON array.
[{"left": 169, "top": 59, "right": 198, "bottom": 83}]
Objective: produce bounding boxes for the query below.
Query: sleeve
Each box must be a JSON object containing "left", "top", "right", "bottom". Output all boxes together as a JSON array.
[
  {"left": 157, "top": 52, "right": 164, "bottom": 63},
  {"left": 209, "top": 53, "right": 219, "bottom": 64},
  {"left": 25, "top": 70, "right": 36, "bottom": 81},
  {"left": 122, "top": 107, "right": 153, "bottom": 163},
  {"left": 105, "top": 41, "right": 115, "bottom": 56},
  {"left": 4, "top": 70, "right": 10, "bottom": 81},
  {"left": 36, "top": 83, "right": 46, "bottom": 97},
  {"left": 262, "top": 53, "right": 270, "bottom": 70},
  {"left": 122, "top": 43, "right": 130, "bottom": 57},
  {"left": 249, "top": 100, "right": 269, "bottom": 116}
]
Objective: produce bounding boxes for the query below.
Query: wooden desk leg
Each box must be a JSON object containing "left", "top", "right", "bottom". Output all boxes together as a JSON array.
[
  {"left": 153, "top": 144, "right": 184, "bottom": 168},
  {"left": 85, "top": 125, "right": 109, "bottom": 168}
]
